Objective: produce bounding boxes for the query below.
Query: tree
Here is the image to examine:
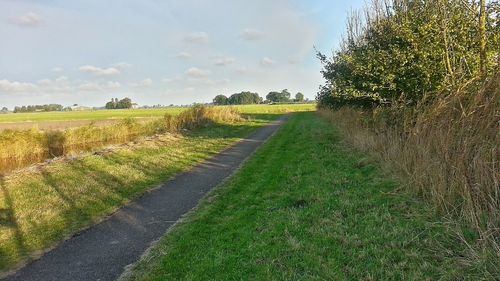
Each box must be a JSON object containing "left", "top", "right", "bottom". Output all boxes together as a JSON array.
[
  {"left": 213, "top": 95, "right": 228, "bottom": 105},
  {"left": 105, "top": 101, "right": 116, "bottom": 109},
  {"left": 295, "top": 92, "right": 304, "bottom": 102},
  {"left": 0, "top": 107, "right": 8, "bottom": 113},
  {"left": 266, "top": 89, "right": 291, "bottom": 103},
  {"left": 117, "top": 97, "right": 132, "bottom": 109},
  {"left": 228, "top": 92, "right": 261, "bottom": 104},
  {"left": 105, "top": 97, "right": 133, "bottom": 109}
]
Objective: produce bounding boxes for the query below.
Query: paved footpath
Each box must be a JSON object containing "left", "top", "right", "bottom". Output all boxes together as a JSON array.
[{"left": 3, "top": 116, "right": 288, "bottom": 281}]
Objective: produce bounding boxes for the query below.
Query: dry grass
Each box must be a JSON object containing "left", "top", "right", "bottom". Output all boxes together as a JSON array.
[
  {"left": 319, "top": 73, "right": 499, "bottom": 256},
  {"left": 0, "top": 106, "right": 243, "bottom": 175}
]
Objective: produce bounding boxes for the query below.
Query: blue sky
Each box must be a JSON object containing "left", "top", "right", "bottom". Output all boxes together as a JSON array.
[{"left": 0, "top": 0, "right": 365, "bottom": 108}]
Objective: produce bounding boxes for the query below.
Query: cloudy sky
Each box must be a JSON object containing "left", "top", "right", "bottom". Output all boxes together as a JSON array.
[{"left": 0, "top": 0, "right": 364, "bottom": 108}]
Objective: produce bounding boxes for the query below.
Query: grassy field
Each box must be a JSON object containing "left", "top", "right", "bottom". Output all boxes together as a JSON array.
[
  {"left": 0, "top": 104, "right": 315, "bottom": 124},
  {"left": 122, "top": 112, "right": 496, "bottom": 280},
  {"left": 0, "top": 108, "right": 185, "bottom": 123},
  {"left": 0, "top": 105, "right": 315, "bottom": 274},
  {"left": 0, "top": 104, "right": 316, "bottom": 174}
]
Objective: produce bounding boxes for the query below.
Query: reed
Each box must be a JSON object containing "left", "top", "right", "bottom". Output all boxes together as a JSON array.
[
  {"left": 0, "top": 106, "right": 242, "bottom": 174},
  {"left": 319, "top": 74, "right": 499, "bottom": 252}
]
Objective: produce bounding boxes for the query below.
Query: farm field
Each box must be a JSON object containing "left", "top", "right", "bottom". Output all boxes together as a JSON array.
[
  {"left": 0, "top": 108, "right": 185, "bottom": 124},
  {"left": 0, "top": 104, "right": 315, "bottom": 128},
  {"left": 0, "top": 105, "right": 313, "bottom": 274},
  {"left": 122, "top": 112, "right": 495, "bottom": 280}
]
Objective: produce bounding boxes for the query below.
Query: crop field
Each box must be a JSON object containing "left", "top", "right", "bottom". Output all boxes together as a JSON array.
[
  {"left": 0, "top": 104, "right": 315, "bottom": 126},
  {"left": 0, "top": 108, "right": 185, "bottom": 123}
]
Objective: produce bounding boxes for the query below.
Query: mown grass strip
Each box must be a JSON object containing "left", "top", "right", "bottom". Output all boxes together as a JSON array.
[
  {"left": 0, "top": 114, "right": 280, "bottom": 273},
  {"left": 122, "top": 112, "right": 493, "bottom": 280}
]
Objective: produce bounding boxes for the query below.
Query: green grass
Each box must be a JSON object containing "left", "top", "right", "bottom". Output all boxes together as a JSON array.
[
  {"left": 122, "top": 112, "right": 494, "bottom": 280},
  {"left": 0, "top": 114, "right": 279, "bottom": 273},
  {"left": 0, "top": 104, "right": 315, "bottom": 123},
  {"left": 0, "top": 108, "right": 186, "bottom": 123}
]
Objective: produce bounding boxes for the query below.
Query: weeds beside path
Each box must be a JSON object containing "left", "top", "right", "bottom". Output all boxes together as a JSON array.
[{"left": 123, "top": 112, "right": 495, "bottom": 280}]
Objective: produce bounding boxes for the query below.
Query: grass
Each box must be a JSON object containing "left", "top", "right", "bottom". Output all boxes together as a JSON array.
[
  {"left": 121, "top": 112, "right": 497, "bottom": 280},
  {"left": 0, "top": 112, "right": 283, "bottom": 273},
  {"left": 0, "top": 104, "right": 315, "bottom": 124},
  {"left": 0, "top": 104, "right": 315, "bottom": 174},
  {"left": 318, "top": 73, "right": 499, "bottom": 258},
  {"left": 0, "top": 108, "right": 186, "bottom": 123}
]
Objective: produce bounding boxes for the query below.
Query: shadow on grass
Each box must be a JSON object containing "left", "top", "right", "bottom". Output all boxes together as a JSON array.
[
  {"left": 0, "top": 112, "right": 288, "bottom": 272},
  {"left": 0, "top": 176, "right": 27, "bottom": 269}
]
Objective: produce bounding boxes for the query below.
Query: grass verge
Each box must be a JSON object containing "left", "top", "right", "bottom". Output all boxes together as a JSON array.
[
  {"left": 122, "top": 112, "right": 497, "bottom": 280},
  {"left": 0, "top": 113, "right": 280, "bottom": 274}
]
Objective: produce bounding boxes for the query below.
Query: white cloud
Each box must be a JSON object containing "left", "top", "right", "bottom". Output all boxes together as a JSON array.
[
  {"left": 185, "top": 67, "right": 210, "bottom": 78},
  {"left": 131, "top": 78, "right": 153, "bottom": 88},
  {"left": 162, "top": 76, "right": 182, "bottom": 83},
  {"left": 175, "top": 52, "right": 192, "bottom": 59},
  {"left": 51, "top": 67, "right": 63, "bottom": 72},
  {"left": 213, "top": 57, "right": 236, "bottom": 66},
  {"left": 240, "top": 28, "right": 264, "bottom": 41},
  {"left": 235, "top": 67, "right": 249, "bottom": 74},
  {"left": 55, "top": 76, "right": 68, "bottom": 82},
  {"left": 106, "top": 81, "right": 121, "bottom": 89},
  {"left": 0, "top": 79, "right": 37, "bottom": 92},
  {"left": 36, "top": 77, "right": 71, "bottom": 92},
  {"left": 9, "top": 12, "right": 44, "bottom": 27},
  {"left": 139, "top": 78, "right": 153, "bottom": 87},
  {"left": 79, "top": 65, "right": 120, "bottom": 76},
  {"left": 260, "top": 57, "right": 275, "bottom": 66},
  {"left": 112, "top": 62, "right": 132, "bottom": 70},
  {"left": 78, "top": 82, "right": 101, "bottom": 92},
  {"left": 37, "top": 79, "right": 52, "bottom": 86},
  {"left": 183, "top": 32, "right": 209, "bottom": 44}
]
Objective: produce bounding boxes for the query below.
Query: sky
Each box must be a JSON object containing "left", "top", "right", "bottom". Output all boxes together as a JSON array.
[{"left": 0, "top": 0, "right": 365, "bottom": 108}]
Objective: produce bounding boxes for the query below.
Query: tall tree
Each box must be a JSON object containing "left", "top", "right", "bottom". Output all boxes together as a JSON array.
[
  {"left": 213, "top": 95, "right": 228, "bottom": 105},
  {"left": 295, "top": 92, "right": 304, "bottom": 102}
]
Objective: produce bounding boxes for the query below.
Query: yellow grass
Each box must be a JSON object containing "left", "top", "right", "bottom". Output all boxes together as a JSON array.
[
  {"left": 319, "top": 73, "right": 499, "bottom": 254},
  {"left": 0, "top": 106, "right": 244, "bottom": 174}
]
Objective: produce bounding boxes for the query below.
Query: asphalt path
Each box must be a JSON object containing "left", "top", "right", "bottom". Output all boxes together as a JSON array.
[{"left": 3, "top": 115, "right": 288, "bottom": 281}]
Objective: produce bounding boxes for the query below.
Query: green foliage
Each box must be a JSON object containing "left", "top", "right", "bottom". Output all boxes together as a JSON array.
[
  {"left": 294, "top": 92, "right": 304, "bottom": 102},
  {"left": 105, "top": 97, "right": 133, "bottom": 109},
  {"left": 227, "top": 91, "right": 262, "bottom": 105},
  {"left": 213, "top": 94, "right": 228, "bottom": 105},
  {"left": 266, "top": 89, "right": 291, "bottom": 103},
  {"left": 317, "top": 0, "right": 499, "bottom": 108},
  {"left": 13, "top": 104, "right": 63, "bottom": 113}
]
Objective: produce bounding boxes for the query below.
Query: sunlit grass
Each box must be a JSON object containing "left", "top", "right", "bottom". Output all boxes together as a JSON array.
[
  {"left": 0, "top": 114, "right": 277, "bottom": 273},
  {"left": 122, "top": 112, "right": 493, "bottom": 280},
  {"left": 0, "top": 104, "right": 316, "bottom": 124}
]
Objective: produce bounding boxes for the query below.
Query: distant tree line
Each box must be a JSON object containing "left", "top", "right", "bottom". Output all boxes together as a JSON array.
[
  {"left": 105, "top": 98, "right": 133, "bottom": 109},
  {"left": 13, "top": 104, "right": 64, "bottom": 113},
  {"left": 213, "top": 90, "right": 306, "bottom": 105}
]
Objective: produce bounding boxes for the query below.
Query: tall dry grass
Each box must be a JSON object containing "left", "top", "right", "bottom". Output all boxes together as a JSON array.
[
  {"left": 0, "top": 105, "right": 242, "bottom": 174},
  {"left": 319, "top": 73, "right": 499, "bottom": 250}
]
